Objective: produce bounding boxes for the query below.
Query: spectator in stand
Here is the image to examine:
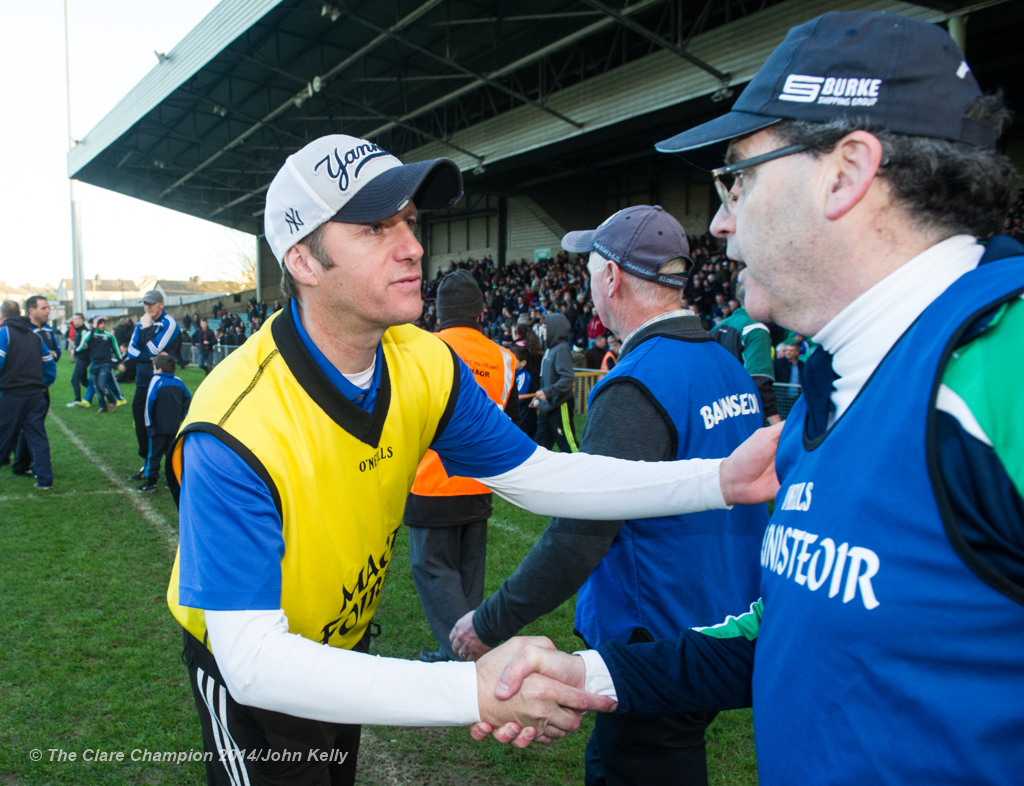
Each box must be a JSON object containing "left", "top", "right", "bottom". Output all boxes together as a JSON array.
[
  {"left": 574, "top": 302, "right": 593, "bottom": 348},
  {"left": 773, "top": 340, "right": 803, "bottom": 388},
  {"left": 710, "top": 293, "right": 729, "bottom": 324},
  {"left": 585, "top": 308, "right": 606, "bottom": 348},
  {"left": 138, "top": 354, "right": 191, "bottom": 494},
  {"left": 193, "top": 315, "right": 216, "bottom": 374},
  {"left": 585, "top": 334, "right": 609, "bottom": 369},
  {"left": 601, "top": 337, "right": 620, "bottom": 372},
  {"left": 788, "top": 332, "right": 813, "bottom": 360}
]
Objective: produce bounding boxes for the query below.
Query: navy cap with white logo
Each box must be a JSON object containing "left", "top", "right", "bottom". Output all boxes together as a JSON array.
[
  {"left": 656, "top": 11, "right": 997, "bottom": 156},
  {"left": 562, "top": 205, "right": 692, "bottom": 289},
  {"left": 264, "top": 134, "right": 463, "bottom": 263}
]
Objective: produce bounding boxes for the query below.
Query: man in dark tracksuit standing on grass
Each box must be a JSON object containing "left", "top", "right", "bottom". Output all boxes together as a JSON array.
[
  {"left": 12, "top": 295, "right": 61, "bottom": 477},
  {"left": 0, "top": 300, "right": 56, "bottom": 489}
]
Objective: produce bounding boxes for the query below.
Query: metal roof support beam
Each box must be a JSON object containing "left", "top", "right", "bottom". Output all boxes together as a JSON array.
[
  {"left": 344, "top": 13, "right": 584, "bottom": 129},
  {"left": 363, "top": 0, "right": 664, "bottom": 139},
  {"left": 158, "top": 0, "right": 448, "bottom": 201},
  {"left": 581, "top": 0, "right": 730, "bottom": 81}
]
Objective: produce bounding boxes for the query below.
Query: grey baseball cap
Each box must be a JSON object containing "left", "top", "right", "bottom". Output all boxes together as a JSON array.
[{"left": 562, "top": 205, "right": 691, "bottom": 289}]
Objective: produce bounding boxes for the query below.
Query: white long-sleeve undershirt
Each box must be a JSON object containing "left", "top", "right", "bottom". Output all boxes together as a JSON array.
[{"left": 205, "top": 445, "right": 727, "bottom": 723}]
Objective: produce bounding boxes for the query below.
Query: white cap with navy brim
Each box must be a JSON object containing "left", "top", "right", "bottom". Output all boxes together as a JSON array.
[{"left": 264, "top": 134, "right": 463, "bottom": 263}]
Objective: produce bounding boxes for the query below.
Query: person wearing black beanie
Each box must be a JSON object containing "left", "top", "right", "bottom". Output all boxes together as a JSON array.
[{"left": 404, "top": 269, "right": 519, "bottom": 662}]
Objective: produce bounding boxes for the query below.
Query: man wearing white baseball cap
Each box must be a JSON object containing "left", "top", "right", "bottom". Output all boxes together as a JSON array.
[
  {"left": 164, "top": 134, "right": 780, "bottom": 784},
  {"left": 478, "top": 11, "right": 1024, "bottom": 784}
]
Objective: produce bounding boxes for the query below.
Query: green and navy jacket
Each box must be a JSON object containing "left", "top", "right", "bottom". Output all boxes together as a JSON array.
[{"left": 597, "top": 237, "right": 1024, "bottom": 784}]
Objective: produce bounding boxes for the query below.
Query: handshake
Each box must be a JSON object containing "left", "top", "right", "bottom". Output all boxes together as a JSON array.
[{"left": 473, "top": 636, "right": 615, "bottom": 748}]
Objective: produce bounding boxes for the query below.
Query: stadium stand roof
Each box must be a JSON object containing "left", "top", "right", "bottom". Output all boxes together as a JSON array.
[{"left": 67, "top": 0, "right": 1023, "bottom": 245}]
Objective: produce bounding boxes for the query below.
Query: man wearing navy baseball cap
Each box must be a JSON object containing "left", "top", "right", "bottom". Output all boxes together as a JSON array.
[
  {"left": 478, "top": 12, "right": 1024, "bottom": 784},
  {"left": 165, "top": 133, "right": 782, "bottom": 784}
]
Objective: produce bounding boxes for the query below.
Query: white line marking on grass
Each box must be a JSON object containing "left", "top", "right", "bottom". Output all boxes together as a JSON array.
[
  {"left": 50, "top": 413, "right": 178, "bottom": 550},
  {"left": 0, "top": 489, "right": 122, "bottom": 502},
  {"left": 488, "top": 516, "right": 537, "bottom": 541}
]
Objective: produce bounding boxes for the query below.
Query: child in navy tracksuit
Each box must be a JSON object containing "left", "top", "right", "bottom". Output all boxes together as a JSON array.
[{"left": 139, "top": 354, "right": 191, "bottom": 494}]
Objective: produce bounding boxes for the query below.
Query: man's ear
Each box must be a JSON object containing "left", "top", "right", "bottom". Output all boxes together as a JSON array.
[
  {"left": 823, "top": 130, "right": 885, "bottom": 221},
  {"left": 606, "top": 261, "right": 622, "bottom": 299},
  {"left": 283, "top": 242, "right": 321, "bottom": 288}
]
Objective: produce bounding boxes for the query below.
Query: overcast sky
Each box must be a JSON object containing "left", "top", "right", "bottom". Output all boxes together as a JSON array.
[{"left": 1, "top": 0, "right": 254, "bottom": 290}]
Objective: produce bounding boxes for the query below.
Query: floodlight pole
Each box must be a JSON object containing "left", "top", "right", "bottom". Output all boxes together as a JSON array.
[{"left": 65, "top": 0, "right": 86, "bottom": 316}]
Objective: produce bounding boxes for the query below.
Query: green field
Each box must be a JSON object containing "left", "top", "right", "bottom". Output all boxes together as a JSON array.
[{"left": 0, "top": 360, "right": 757, "bottom": 784}]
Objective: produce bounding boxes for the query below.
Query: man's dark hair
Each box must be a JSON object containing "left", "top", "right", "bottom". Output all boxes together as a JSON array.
[
  {"left": 772, "top": 93, "right": 1017, "bottom": 238},
  {"left": 25, "top": 295, "right": 46, "bottom": 311},
  {"left": 152, "top": 354, "right": 176, "bottom": 374},
  {"left": 1, "top": 300, "right": 19, "bottom": 319},
  {"left": 280, "top": 224, "right": 336, "bottom": 299}
]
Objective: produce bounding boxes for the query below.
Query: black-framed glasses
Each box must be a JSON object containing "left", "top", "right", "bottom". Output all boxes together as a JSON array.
[{"left": 712, "top": 143, "right": 809, "bottom": 213}]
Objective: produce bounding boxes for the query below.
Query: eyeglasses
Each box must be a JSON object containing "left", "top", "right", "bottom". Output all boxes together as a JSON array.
[{"left": 711, "top": 143, "right": 809, "bottom": 213}]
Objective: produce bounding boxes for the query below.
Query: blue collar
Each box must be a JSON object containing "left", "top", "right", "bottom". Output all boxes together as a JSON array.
[{"left": 290, "top": 300, "right": 381, "bottom": 412}]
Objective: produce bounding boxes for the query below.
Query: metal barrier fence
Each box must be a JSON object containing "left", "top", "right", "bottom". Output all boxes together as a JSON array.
[
  {"left": 774, "top": 383, "right": 803, "bottom": 420},
  {"left": 180, "top": 342, "right": 239, "bottom": 368},
  {"left": 573, "top": 368, "right": 804, "bottom": 421},
  {"left": 572, "top": 370, "right": 605, "bottom": 414}
]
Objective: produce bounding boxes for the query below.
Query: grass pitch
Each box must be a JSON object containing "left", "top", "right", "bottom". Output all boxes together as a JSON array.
[{"left": 0, "top": 360, "right": 757, "bottom": 784}]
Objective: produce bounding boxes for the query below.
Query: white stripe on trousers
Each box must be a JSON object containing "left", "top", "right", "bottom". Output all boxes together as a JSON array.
[{"left": 197, "top": 666, "right": 251, "bottom": 786}]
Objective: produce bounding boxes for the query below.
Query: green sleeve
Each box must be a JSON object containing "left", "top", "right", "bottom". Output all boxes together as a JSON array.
[
  {"left": 941, "top": 296, "right": 1024, "bottom": 498},
  {"left": 741, "top": 323, "right": 775, "bottom": 380}
]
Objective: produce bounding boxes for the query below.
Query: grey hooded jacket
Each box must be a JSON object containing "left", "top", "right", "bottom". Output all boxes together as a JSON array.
[{"left": 537, "top": 313, "right": 574, "bottom": 413}]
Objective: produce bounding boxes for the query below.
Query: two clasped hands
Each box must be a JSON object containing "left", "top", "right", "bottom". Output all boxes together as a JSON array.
[
  {"left": 474, "top": 637, "right": 606, "bottom": 747},
  {"left": 466, "top": 421, "right": 784, "bottom": 747}
]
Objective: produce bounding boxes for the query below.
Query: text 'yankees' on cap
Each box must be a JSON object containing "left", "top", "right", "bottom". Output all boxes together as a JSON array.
[{"left": 264, "top": 134, "right": 464, "bottom": 263}]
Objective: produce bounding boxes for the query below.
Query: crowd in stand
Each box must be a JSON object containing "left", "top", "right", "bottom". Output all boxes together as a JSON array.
[
  {"left": 417, "top": 232, "right": 741, "bottom": 360},
  {"left": 179, "top": 297, "right": 281, "bottom": 354},
  {"left": 419, "top": 188, "right": 1024, "bottom": 371}
]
